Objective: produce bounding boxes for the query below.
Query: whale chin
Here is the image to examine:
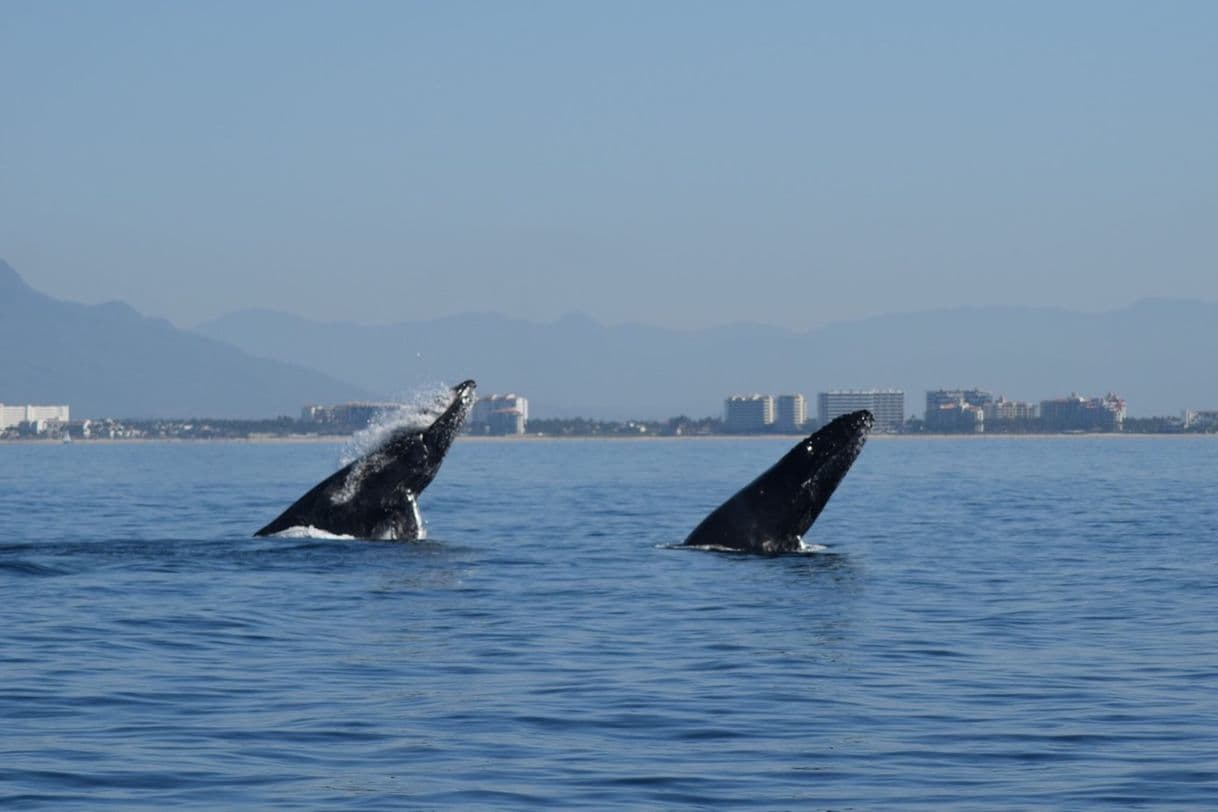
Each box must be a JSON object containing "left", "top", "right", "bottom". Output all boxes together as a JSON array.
[{"left": 682, "top": 410, "right": 872, "bottom": 554}]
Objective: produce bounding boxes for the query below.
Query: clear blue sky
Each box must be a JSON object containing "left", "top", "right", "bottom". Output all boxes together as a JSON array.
[{"left": 2, "top": 1, "right": 1215, "bottom": 329}]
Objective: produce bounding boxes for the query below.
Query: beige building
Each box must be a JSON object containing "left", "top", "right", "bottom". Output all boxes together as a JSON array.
[
  {"left": 470, "top": 394, "right": 529, "bottom": 435},
  {"left": 0, "top": 403, "right": 70, "bottom": 431},
  {"left": 724, "top": 395, "right": 775, "bottom": 433},
  {"left": 984, "top": 397, "right": 1037, "bottom": 422},
  {"left": 775, "top": 394, "right": 807, "bottom": 432}
]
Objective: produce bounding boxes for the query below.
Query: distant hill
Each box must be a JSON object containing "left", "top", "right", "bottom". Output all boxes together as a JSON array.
[
  {"left": 196, "top": 298, "right": 1218, "bottom": 419},
  {"left": 0, "top": 260, "right": 371, "bottom": 418}
]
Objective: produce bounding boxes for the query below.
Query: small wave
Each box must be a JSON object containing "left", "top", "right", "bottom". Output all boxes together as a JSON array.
[
  {"left": 659, "top": 541, "right": 828, "bottom": 555},
  {"left": 268, "top": 526, "right": 356, "bottom": 541},
  {"left": 0, "top": 559, "right": 71, "bottom": 577},
  {"left": 265, "top": 525, "right": 428, "bottom": 542}
]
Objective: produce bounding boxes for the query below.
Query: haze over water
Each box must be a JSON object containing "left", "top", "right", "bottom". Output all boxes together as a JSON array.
[{"left": 3, "top": 437, "right": 1216, "bottom": 808}]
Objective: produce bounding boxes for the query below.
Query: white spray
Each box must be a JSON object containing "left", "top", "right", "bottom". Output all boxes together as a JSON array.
[
  {"left": 339, "top": 382, "right": 456, "bottom": 466},
  {"left": 330, "top": 381, "right": 457, "bottom": 506}
]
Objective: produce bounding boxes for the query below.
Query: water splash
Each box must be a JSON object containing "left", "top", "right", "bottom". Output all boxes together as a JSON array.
[
  {"left": 660, "top": 540, "right": 828, "bottom": 554},
  {"left": 267, "top": 525, "right": 356, "bottom": 540},
  {"left": 325, "top": 382, "right": 458, "bottom": 508},
  {"left": 339, "top": 382, "right": 455, "bottom": 467}
]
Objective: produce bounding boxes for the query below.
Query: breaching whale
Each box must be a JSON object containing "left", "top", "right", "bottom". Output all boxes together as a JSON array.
[
  {"left": 254, "top": 379, "right": 476, "bottom": 539},
  {"left": 682, "top": 409, "right": 873, "bottom": 554}
]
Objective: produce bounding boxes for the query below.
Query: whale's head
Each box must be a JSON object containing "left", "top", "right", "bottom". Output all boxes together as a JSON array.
[
  {"left": 683, "top": 408, "right": 873, "bottom": 553},
  {"left": 770, "top": 409, "right": 873, "bottom": 540},
  {"left": 368, "top": 379, "right": 476, "bottom": 486},
  {"left": 422, "top": 379, "right": 477, "bottom": 450},
  {"left": 803, "top": 409, "right": 873, "bottom": 467}
]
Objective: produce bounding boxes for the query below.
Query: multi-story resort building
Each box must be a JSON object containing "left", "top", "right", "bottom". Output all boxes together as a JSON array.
[
  {"left": 469, "top": 394, "right": 529, "bottom": 436},
  {"left": 984, "top": 396, "right": 1038, "bottom": 423},
  {"left": 0, "top": 403, "right": 71, "bottom": 433},
  {"left": 925, "top": 389, "right": 1041, "bottom": 433},
  {"left": 1039, "top": 393, "right": 1126, "bottom": 432},
  {"left": 1184, "top": 410, "right": 1218, "bottom": 430},
  {"left": 925, "top": 389, "right": 990, "bottom": 433},
  {"left": 817, "top": 390, "right": 904, "bottom": 433},
  {"left": 724, "top": 395, "right": 775, "bottom": 433},
  {"left": 774, "top": 394, "right": 807, "bottom": 433},
  {"left": 926, "top": 389, "right": 994, "bottom": 414},
  {"left": 301, "top": 402, "right": 398, "bottom": 428}
]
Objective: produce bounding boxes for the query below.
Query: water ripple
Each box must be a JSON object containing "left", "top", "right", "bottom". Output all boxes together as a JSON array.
[{"left": 1, "top": 439, "right": 1217, "bottom": 808}]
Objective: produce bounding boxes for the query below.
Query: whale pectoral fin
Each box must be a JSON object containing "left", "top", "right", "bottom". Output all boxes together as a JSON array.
[{"left": 404, "top": 492, "right": 424, "bottom": 540}]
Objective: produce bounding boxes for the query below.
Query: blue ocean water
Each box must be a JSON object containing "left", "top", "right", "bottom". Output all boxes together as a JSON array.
[{"left": 2, "top": 436, "right": 1217, "bottom": 809}]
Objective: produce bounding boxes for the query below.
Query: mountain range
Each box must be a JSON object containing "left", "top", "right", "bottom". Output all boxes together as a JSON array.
[
  {"left": 197, "top": 298, "right": 1218, "bottom": 419},
  {"left": 4, "top": 257, "right": 1216, "bottom": 420},
  {"left": 0, "top": 260, "right": 370, "bottom": 418}
]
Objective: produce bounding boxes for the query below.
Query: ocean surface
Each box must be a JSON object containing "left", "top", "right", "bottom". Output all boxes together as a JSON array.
[{"left": 3, "top": 436, "right": 1217, "bottom": 809}]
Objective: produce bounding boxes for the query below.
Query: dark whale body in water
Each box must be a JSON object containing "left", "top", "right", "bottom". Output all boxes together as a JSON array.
[
  {"left": 683, "top": 410, "right": 873, "bottom": 554},
  {"left": 254, "top": 380, "right": 476, "bottom": 539}
]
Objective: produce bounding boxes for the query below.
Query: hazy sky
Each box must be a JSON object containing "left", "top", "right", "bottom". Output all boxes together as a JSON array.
[{"left": 2, "top": 1, "right": 1215, "bottom": 329}]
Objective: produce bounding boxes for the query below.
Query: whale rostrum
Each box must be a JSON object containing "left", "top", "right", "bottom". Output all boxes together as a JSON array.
[
  {"left": 682, "top": 409, "right": 873, "bottom": 553},
  {"left": 254, "top": 380, "right": 476, "bottom": 539}
]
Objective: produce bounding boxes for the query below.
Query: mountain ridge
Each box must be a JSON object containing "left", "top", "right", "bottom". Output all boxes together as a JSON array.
[
  {"left": 0, "top": 260, "right": 372, "bottom": 418},
  {"left": 8, "top": 256, "right": 1215, "bottom": 420},
  {"left": 196, "top": 297, "right": 1218, "bottom": 419}
]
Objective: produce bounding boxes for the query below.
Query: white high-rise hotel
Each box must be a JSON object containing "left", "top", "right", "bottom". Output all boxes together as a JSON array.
[
  {"left": 775, "top": 394, "right": 806, "bottom": 432},
  {"left": 469, "top": 394, "right": 529, "bottom": 435},
  {"left": 0, "top": 403, "right": 70, "bottom": 431},
  {"left": 724, "top": 395, "right": 774, "bottom": 433},
  {"left": 817, "top": 390, "right": 904, "bottom": 432}
]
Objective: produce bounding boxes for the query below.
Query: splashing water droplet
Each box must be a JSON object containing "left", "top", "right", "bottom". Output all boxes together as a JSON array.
[{"left": 339, "top": 382, "right": 456, "bottom": 467}]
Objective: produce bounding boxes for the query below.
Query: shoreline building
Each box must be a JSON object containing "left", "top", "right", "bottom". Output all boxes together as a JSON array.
[
  {"left": 724, "top": 395, "right": 775, "bottom": 433},
  {"left": 775, "top": 394, "right": 807, "bottom": 433},
  {"left": 1039, "top": 393, "right": 1126, "bottom": 432},
  {"left": 925, "top": 389, "right": 1039, "bottom": 432},
  {"left": 984, "top": 396, "right": 1038, "bottom": 424},
  {"left": 1184, "top": 410, "right": 1218, "bottom": 430},
  {"left": 0, "top": 403, "right": 70, "bottom": 433},
  {"left": 925, "top": 389, "right": 992, "bottom": 433},
  {"left": 301, "top": 402, "right": 399, "bottom": 428},
  {"left": 818, "top": 390, "right": 904, "bottom": 433},
  {"left": 470, "top": 394, "right": 529, "bottom": 436}
]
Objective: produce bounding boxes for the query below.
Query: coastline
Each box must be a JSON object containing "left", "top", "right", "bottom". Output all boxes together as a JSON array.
[{"left": 4, "top": 432, "right": 1215, "bottom": 446}]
